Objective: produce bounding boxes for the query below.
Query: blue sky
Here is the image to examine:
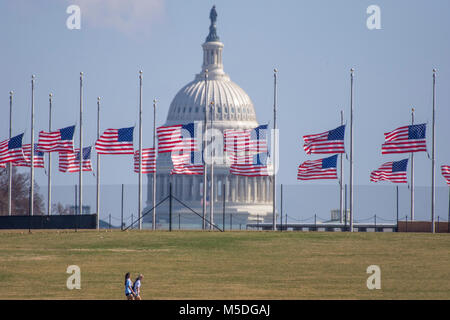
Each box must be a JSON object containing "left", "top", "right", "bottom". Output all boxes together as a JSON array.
[{"left": 1, "top": 1, "right": 449, "bottom": 221}]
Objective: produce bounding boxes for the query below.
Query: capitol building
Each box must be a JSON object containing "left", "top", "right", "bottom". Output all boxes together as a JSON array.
[{"left": 145, "top": 6, "right": 274, "bottom": 227}]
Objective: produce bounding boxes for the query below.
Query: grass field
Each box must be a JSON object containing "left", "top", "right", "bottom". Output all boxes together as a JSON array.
[{"left": 0, "top": 230, "right": 449, "bottom": 300}]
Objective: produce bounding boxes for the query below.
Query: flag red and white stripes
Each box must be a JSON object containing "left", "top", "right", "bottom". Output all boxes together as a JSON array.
[
  {"left": 224, "top": 128, "right": 268, "bottom": 155},
  {"left": 381, "top": 124, "right": 427, "bottom": 154},
  {"left": 134, "top": 148, "right": 156, "bottom": 174},
  {"left": 302, "top": 125, "right": 345, "bottom": 155},
  {"left": 230, "top": 163, "right": 269, "bottom": 177},
  {"left": 170, "top": 151, "right": 203, "bottom": 175},
  {"left": 13, "top": 144, "right": 45, "bottom": 168},
  {"left": 297, "top": 155, "right": 338, "bottom": 180},
  {"left": 37, "top": 125, "right": 75, "bottom": 153},
  {"left": 157, "top": 125, "right": 183, "bottom": 153},
  {"left": 157, "top": 124, "right": 197, "bottom": 154},
  {"left": 441, "top": 165, "right": 450, "bottom": 186},
  {"left": 0, "top": 134, "right": 25, "bottom": 164},
  {"left": 370, "top": 159, "right": 408, "bottom": 184},
  {"left": 95, "top": 127, "right": 134, "bottom": 155},
  {"left": 59, "top": 147, "right": 92, "bottom": 173}
]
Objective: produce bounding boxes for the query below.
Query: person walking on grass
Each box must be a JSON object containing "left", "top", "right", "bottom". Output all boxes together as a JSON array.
[
  {"left": 125, "top": 272, "right": 136, "bottom": 300},
  {"left": 133, "top": 274, "right": 144, "bottom": 300}
]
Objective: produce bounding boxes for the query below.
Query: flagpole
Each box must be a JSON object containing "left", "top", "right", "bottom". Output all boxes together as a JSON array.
[
  {"left": 410, "top": 107, "right": 415, "bottom": 221},
  {"left": 349, "top": 68, "right": 354, "bottom": 232},
  {"left": 8, "top": 91, "right": 13, "bottom": 216},
  {"left": 202, "top": 69, "right": 208, "bottom": 230},
  {"left": 30, "top": 75, "right": 35, "bottom": 217},
  {"left": 138, "top": 70, "right": 143, "bottom": 230},
  {"left": 152, "top": 99, "right": 157, "bottom": 231},
  {"left": 209, "top": 101, "right": 214, "bottom": 230},
  {"left": 340, "top": 109, "right": 344, "bottom": 223},
  {"left": 48, "top": 93, "right": 53, "bottom": 216},
  {"left": 79, "top": 72, "right": 83, "bottom": 216},
  {"left": 272, "top": 68, "right": 278, "bottom": 231},
  {"left": 431, "top": 69, "right": 436, "bottom": 233},
  {"left": 96, "top": 97, "right": 101, "bottom": 229}
]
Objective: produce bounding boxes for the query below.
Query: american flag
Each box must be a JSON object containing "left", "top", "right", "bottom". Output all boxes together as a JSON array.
[
  {"left": 230, "top": 153, "right": 270, "bottom": 177},
  {"left": 13, "top": 144, "right": 45, "bottom": 168},
  {"left": 95, "top": 127, "right": 134, "bottom": 154},
  {"left": 441, "top": 165, "right": 450, "bottom": 186},
  {"left": 370, "top": 159, "right": 408, "bottom": 183},
  {"left": 224, "top": 124, "right": 268, "bottom": 155},
  {"left": 157, "top": 123, "right": 197, "bottom": 153},
  {"left": 134, "top": 148, "right": 156, "bottom": 174},
  {"left": 59, "top": 147, "right": 93, "bottom": 173},
  {"left": 0, "top": 133, "right": 26, "bottom": 164},
  {"left": 303, "top": 125, "right": 345, "bottom": 154},
  {"left": 170, "top": 150, "right": 203, "bottom": 175},
  {"left": 381, "top": 124, "right": 427, "bottom": 154},
  {"left": 297, "top": 155, "right": 338, "bottom": 180},
  {"left": 37, "top": 125, "right": 75, "bottom": 153}
]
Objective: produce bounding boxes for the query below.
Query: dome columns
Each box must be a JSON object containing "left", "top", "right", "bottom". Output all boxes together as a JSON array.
[{"left": 202, "top": 41, "right": 224, "bottom": 76}]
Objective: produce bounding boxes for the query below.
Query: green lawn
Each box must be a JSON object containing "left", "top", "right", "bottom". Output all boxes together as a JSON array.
[{"left": 0, "top": 230, "right": 449, "bottom": 299}]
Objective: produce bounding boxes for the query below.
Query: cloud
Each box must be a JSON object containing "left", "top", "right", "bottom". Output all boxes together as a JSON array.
[{"left": 67, "top": 0, "right": 165, "bottom": 35}]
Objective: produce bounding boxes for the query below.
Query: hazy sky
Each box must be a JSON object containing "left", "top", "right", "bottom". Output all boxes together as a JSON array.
[{"left": 1, "top": 1, "right": 449, "bottom": 221}]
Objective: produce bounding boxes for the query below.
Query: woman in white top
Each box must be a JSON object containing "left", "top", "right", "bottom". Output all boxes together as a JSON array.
[
  {"left": 133, "top": 274, "right": 144, "bottom": 300},
  {"left": 124, "top": 272, "right": 136, "bottom": 300}
]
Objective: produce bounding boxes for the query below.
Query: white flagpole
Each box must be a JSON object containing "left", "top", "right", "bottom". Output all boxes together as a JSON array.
[
  {"left": 410, "top": 107, "right": 415, "bottom": 221},
  {"left": 79, "top": 72, "right": 83, "bottom": 216},
  {"left": 272, "top": 68, "right": 278, "bottom": 231},
  {"left": 8, "top": 91, "right": 13, "bottom": 216},
  {"left": 96, "top": 97, "right": 101, "bottom": 229},
  {"left": 202, "top": 69, "right": 208, "bottom": 230},
  {"left": 30, "top": 75, "right": 35, "bottom": 217},
  {"left": 138, "top": 71, "right": 143, "bottom": 230},
  {"left": 349, "top": 68, "right": 354, "bottom": 232},
  {"left": 209, "top": 101, "right": 215, "bottom": 230},
  {"left": 48, "top": 93, "right": 53, "bottom": 216},
  {"left": 340, "top": 110, "right": 344, "bottom": 223},
  {"left": 152, "top": 99, "right": 157, "bottom": 231},
  {"left": 431, "top": 69, "right": 436, "bottom": 233}
]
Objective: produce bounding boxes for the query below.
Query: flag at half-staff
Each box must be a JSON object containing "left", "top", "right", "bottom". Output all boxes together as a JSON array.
[
  {"left": 441, "top": 165, "right": 450, "bottom": 186},
  {"left": 59, "top": 146, "right": 93, "bottom": 172},
  {"left": 381, "top": 124, "right": 427, "bottom": 154},
  {"left": 302, "top": 125, "right": 345, "bottom": 154},
  {"left": 224, "top": 124, "right": 268, "bottom": 156},
  {"left": 230, "top": 152, "right": 270, "bottom": 177},
  {"left": 13, "top": 144, "right": 44, "bottom": 168},
  {"left": 95, "top": 127, "right": 134, "bottom": 154},
  {"left": 171, "top": 150, "right": 204, "bottom": 175},
  {"left": 134, "top": 148, "right": 156, "bottom": 174},
  {"left": 157, "top": 123, "right": 197, "bottom": 153},
  {"left": 0, "top": 133, "right": 26, "bottom": 164},
  {"left": 37, "top": 125, "right": 75, "bottom": 153},
  {"left": 297, "top": 154, "right": 338, "bottom": 180},
  {"left": 370, "top": 159, "right": 408, "bottom": 183}
]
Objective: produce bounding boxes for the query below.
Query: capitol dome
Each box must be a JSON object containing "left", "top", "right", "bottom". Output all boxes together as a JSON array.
[
  {"left": 166, "top": 79, "right": 258, "bottom": 126},
  {"left": 145, "top": 6, "right": 273, "bottom": 228}
]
